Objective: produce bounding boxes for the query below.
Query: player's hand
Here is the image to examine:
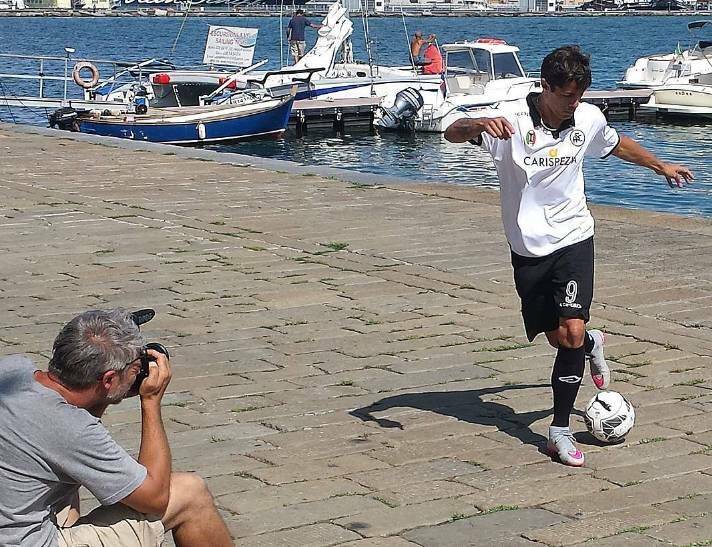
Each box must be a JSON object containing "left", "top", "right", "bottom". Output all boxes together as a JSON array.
[
  {"left": 660, "top": 163, "right": 694, "bottom": 188},
  {"left": 139, "top": 349, "right": 172, "bottom": 403},
  {"left": 479, "top": 117, "right": 515, "bottom": 140}
]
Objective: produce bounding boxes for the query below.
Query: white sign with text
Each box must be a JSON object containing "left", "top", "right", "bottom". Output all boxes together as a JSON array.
[{"left": 203, "top": 26, "right": 258, "bottom": 67}]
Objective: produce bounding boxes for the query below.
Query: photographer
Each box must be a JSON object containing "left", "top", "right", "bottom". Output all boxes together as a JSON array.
[{"left": 0, "top": 309, "right": 233, "bottom": 547}]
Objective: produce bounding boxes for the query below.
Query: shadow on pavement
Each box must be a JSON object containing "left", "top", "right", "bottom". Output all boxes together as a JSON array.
[{"left": 350, "top": 384, "right": 554, "bottom": 449}]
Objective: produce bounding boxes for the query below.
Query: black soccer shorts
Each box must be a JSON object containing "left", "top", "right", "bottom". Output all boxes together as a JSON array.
[{"left": 510, "top": 237, "right": 594, "bottom": 342}]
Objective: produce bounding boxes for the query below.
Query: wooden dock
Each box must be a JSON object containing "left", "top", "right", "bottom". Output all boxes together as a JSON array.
[
  {"left": 583, "top": 89, "right": 655, "bottom": 122},
  {"left": 286, "top": 90, "right": 657, "bottom": 136},
  {"left": 290, "top": 97, "right": 382, "bottom": 136}
]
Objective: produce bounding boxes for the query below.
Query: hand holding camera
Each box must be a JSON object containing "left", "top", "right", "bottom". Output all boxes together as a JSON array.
[
  {"left": 136, "top": 343, "right": 172, "bottom": 402},
  {"left": 126, "top": 310, "right": 172, "bottom": 401}
]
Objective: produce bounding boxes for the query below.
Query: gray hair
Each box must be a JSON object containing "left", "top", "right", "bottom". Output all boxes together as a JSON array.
[{"left": 48, "top": 309, "right": 145, "bottom": 389}]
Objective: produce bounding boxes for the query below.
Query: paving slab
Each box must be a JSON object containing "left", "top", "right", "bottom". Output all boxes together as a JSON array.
[{"left": 403, "top": 508, "right": 568, "bottom": 546}]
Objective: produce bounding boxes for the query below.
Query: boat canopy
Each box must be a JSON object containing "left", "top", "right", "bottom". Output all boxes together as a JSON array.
[
  {"left": 441, "top": 41, "right": 521, "bottom": 55},
  {"left": 444, "top": 42, "right": 525, "bottom": 80}
]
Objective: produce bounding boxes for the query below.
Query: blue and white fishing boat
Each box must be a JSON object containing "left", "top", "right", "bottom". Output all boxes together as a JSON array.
[{"left": 74, "top": 92, "right": 294, "bottom": 144}]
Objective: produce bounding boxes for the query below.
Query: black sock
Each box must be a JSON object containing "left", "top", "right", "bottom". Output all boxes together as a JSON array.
[
  {"left": 551, "top": 345, "right": 585, "bottom": 428},
  {"left": 584, "top": 331, "right": 595, "bottom": 353}
]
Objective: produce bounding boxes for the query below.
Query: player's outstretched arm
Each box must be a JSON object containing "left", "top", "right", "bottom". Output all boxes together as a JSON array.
[
  {"left": 444, "top": 117, "right": 515, "bottom": 144},
  {"left": 612, "top": 135, "right": 694, "bottom": 188}
]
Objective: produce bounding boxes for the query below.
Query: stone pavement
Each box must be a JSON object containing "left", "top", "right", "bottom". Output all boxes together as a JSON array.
[{"left": 2, "top": 123, "right": 712, "bottom": 546}]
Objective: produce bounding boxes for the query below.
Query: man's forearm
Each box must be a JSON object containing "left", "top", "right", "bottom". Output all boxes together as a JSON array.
[
  {"left": 612, "top": 135, "right": 665, "bottom": 175},
  {"left": 138, "top": 401, "right": 171, "bottom": 495},
  {"left": 444, "top": 118, "right": 483, "bottom": 143}
]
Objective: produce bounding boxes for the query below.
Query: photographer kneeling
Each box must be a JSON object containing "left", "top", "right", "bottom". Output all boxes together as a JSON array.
[{"left": 0, "top": 309, "right": 233, "bottom": 547}]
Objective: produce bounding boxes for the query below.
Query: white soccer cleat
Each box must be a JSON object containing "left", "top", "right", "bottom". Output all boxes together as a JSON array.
[
  {"left": 587, "top": 329, "right": 610, "bottom": 390},
  {"left": 547, "top": 426, "right": 585, "bottom": 467}
]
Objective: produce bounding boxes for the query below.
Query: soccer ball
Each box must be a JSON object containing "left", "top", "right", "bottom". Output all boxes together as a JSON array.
[{"left": 584, "top": 391, "right": 635, "bottom": 443}]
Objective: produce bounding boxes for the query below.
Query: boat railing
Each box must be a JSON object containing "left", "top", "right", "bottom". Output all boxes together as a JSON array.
[
  {"left": 91, "top": 58, "right": 176, "bottom": 99},
  {"left": 0, "top": 51, "right": 171, "bottom": 109},
  {"left": 201, "top": 67, "right": 325, "bottom": 105},
  {"left": 250, "top": 67, "right": 325, "bottom": 87}
]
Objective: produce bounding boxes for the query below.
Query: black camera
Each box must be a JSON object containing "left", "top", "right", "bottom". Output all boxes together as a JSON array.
[{"left": 128, "top": 309, "right": 170, "bottom": 396}]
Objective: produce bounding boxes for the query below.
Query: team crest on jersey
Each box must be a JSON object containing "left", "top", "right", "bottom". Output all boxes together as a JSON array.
[
  {"left": 525, "top": 130, "right": 536, "bottom": 146},
  {"left": 569, "top": 129, "right": 586, "bottom": 147},
  {"left": 548, "top": 148, "right": 558, "bottom": 157}
]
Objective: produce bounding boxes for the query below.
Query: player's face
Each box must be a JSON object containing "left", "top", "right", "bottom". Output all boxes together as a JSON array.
[{"left": 542, "top": 80, "right": 585, "bottom": 120}]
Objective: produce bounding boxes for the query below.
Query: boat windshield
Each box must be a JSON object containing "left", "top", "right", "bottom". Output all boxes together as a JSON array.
[
  {"left": 493, "top": 52, "right": 524, "bottom": 79},
  {"left": 446, "top": 49, "right": 492, "bottom": 77}
]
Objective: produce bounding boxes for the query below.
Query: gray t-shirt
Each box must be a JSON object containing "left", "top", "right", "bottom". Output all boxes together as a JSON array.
[{"left": 0, "top": 355, "right": 147, "bottom": 547}]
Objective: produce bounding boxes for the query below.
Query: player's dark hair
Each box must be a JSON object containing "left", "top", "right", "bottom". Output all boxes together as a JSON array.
[{"left": 541, "top": 46, "right": 592, "bottom": 92}]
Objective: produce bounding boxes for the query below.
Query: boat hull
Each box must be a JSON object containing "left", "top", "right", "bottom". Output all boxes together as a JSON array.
[
  {"left": 78, "top": 97, "right": 293, "bottom": 144},
  {"left": 642, "top": 84, "right": 712, "bottom": 119}
]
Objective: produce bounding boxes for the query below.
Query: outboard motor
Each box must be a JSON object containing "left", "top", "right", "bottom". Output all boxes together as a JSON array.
[
  {"left": 48, "top": 107, "right": 79, "bottom": 132},
  {"left": 376, "top": 88, "right": 425, "bottom": 131}
]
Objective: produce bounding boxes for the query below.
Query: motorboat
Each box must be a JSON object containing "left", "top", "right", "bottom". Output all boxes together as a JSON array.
[
  {"left": 49, "top": 88, "right": 296, "bottom": 144},
  {"left": 618, "top": 20, "right": 712, "bottom": 89},
  {"left": 376, "top": 38, "right": 540, "bottom": 132},
  {"left": 641, "top": 73, "right": 712, "bottom": 119}
]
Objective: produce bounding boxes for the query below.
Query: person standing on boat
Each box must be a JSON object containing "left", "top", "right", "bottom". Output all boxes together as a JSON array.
[
  {"left": 422, "top": 34, "right": 443, "bottom": 75},
  {"left": 410, "top": 30, "right": 427, "bottom": 65},
  {"left": 444, "top": 45, "right": 693, "bottom": 468},
  {"left": 287, "top": 8, "right": 322, "bottom": 64}
]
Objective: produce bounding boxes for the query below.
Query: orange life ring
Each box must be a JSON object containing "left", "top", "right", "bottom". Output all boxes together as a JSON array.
[{"left": 72, "top": 61, "right": 100, "bottom": 89}]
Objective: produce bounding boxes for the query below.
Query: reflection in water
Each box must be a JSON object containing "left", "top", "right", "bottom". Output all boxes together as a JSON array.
[{"left": 214, "top": 120, "right": 711, "bottom": 217}]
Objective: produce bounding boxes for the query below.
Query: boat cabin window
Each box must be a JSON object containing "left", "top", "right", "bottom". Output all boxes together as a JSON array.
[
  {"left": 446, "top": 50, "right": 479, "bottom": 74},
  {"left": 472, "top": 50, "right": 493, "bottom": 77},
  {"left": 493, "top": 52, "right": 524, "bottom": 79}
]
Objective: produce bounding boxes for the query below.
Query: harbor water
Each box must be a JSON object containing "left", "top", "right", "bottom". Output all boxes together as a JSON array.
[{"left": 0, "top": 15, "right": 710, "bottom": 216}]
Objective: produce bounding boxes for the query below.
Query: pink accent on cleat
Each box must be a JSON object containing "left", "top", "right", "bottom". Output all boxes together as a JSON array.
[
  {"left": 587, "top": 330, "right": 610, "bottom": 390},
  {"left": 592, "top": 374, "right": 605, "bottom": 389},
  {"left": 548, "top": 427, "right": 585, "bottom": 467}
]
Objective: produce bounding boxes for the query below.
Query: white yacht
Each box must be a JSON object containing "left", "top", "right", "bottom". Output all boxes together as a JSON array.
[
  {"left": 409, "top": 39, "right": 540, "bottom": 132},
  {"left": 618, "top": 21, "right": 712, "bottom": 89},
  {"left": 641, "top": 73, "right": 712, "bottom": 119}
]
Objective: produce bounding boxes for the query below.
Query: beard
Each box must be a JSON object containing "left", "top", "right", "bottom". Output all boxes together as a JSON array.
[{"left": 106, "top": 381, "right": 132, "bottom": 404}]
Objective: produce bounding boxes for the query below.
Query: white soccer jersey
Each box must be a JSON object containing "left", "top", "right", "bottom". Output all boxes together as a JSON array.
[{"left": 474, "top": 93, "right": 620, "bottom": 258}]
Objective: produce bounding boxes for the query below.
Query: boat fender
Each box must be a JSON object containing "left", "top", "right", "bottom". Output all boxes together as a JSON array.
[
  {"left": 72, "top": 62, "right": 100, "bottom": 89},
  {"left": 48, "top": 107, "right": 79, "bottom": 132},
  {"left": 197, "top": 122, "right": 206, "bottom": 140}
]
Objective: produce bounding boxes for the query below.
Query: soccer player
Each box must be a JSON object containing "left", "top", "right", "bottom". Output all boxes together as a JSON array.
[{"left": 444, "top": 45, "right": 693, "bottom": 466}]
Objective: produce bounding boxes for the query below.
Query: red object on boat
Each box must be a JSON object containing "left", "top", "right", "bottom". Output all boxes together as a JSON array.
[
  {"left": 152, "top": 73, "right": 171, "bottom": 84},
  {"left": 476, "top": 38, "right": 507, "bottom": 45},
  {"left": 218, "top": 77, "right": 238, "bottom": 89}
]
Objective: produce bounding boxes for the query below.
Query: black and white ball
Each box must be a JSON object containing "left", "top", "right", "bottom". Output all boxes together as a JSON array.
[{"left": 584, "top": 391, "right": 635, "bottom": 443}]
